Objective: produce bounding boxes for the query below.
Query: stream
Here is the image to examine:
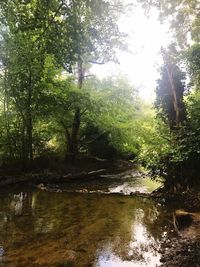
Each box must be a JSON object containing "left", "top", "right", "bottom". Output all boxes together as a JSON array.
[{"left": 0, "top": 170, "right": 178, "bottom": 267}]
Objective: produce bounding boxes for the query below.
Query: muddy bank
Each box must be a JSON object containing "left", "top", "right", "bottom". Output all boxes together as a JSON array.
[
  {"left": 156, "top": 190, "right": 200, "bottom": 267},
  {"left": 160, "top": 237, "right": 200, "bottom": 267},
  {"left": 149, "top": 188, "right": 200, "bottom": 212}
]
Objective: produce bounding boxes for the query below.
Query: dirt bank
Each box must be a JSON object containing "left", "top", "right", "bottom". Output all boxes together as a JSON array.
[
  {"left": 157, "top": 195, "right": 200, "bottom": 267},
  {"left": 160, "top": 237, "right": 200, "bottom": 267}
]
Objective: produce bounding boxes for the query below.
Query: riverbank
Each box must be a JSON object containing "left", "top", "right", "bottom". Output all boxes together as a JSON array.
[
  {"left": 0, "top": 157, "right": 134, "bottom": 188},
  {"left": 151, "top": 189, "right": 200, "bottom": 211},
  {"left": 156, "top": 190, "right": 200, "bottom": 267},
  {"left": 160, "top": 237, "right": 200, "bottom": 267},
  {"left": 131, "top": 187, "right": 200, "bottom": 267}
]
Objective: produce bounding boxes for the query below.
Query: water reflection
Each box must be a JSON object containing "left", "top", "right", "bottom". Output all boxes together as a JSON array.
[
  {"left": 57, "top": 170, "right": 162, "bottom": 194},
  {"left": 0, "top": 188, "right": 175, "bottom": 267}
]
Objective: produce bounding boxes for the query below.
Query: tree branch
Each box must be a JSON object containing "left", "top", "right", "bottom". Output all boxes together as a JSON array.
[
  {"left": 80, "top": 108, "right": 88, "bottom": 117},
  {"left": 88, "top": 60, "right": 105, "bottom": 65}
]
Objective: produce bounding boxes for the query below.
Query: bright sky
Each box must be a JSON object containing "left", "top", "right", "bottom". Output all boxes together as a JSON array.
[{"left": 91, "top": 3, "right": 171, "bottom": 101}]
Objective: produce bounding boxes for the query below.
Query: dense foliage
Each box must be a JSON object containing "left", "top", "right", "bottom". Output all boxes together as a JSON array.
[
  {"left": 0, "top": 0, "right": 145, "bottom": 171},
  {"left": 137, "top": 0, "right": 200, "bottom": 190},
  {"left": 0, "top": 0, "right": 200, "bottom": 192}
]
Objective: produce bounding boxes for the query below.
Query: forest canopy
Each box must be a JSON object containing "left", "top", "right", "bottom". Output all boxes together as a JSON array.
[
  {"left": 0, "top": 0, "right": 141, "bottom": 169},
  {"left": 0, "top": 0, "right": 200, "bottom": 190}
]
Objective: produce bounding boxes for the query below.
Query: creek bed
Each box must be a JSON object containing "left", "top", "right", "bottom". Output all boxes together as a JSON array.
[{"left": 0, "top": 171, "right": 177, "bottom": 267}]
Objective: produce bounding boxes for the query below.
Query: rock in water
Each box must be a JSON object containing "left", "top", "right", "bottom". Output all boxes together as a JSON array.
[{"left": 0, "top": 246, "right": 4, "bottom": 257}]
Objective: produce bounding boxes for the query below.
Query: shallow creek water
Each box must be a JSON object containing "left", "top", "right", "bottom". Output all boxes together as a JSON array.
[{"left": 0, "top": 171, "right": 178, "bottom": 267}]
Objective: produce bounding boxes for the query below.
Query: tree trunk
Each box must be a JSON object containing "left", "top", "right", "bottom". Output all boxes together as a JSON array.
[
  {"left": 21, "top": 123, "right": 27, "bottom": 168},
  {"left": 3, "top": 70, "right": 13, "bottom": 159},
  {"left": 166, "top": 64, "right": 181, "bottom": 128},
  {"left": 69, "top": 107, "right": 80, "bottom": 156},
  {"left": 67, "top": 58, "right": 84, "bottom": 158},
  {"left": 25, "top": 68, "right": 33, "bottom": 169},
  {"left": 27, "top": 112, "right": 33, "bottom": 168}
]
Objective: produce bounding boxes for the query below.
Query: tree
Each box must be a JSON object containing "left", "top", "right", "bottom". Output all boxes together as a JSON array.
[
  {"left": 51, "top": 0, "right": 124, "bottom": 157},
  {"left": 137, "top": 0, "right": 200, "bottom": 46},
  {"left": 141, "top": 44, "right": 200, "bottom": 189},
  {"left": 0, "top": 0, "right": 126, "bottom": 166},
  {"left": 156, "top": 49, "right": 186, "bottom": 129},
  {"left": 46, "top": 75, "right": 141, "bottom": 159},
  {"left": 187, "top": 44, "right": 200, "bottom": 89},
  {"left": 80, "top": 76, "right": 140, "bottom": 158},
  {"left": 0, "top": 0, "right": 62, "bottom": 168}
]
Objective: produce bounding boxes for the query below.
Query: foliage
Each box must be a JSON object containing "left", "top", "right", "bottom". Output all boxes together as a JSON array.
[
  {"left": 0, "top": 0, "right": 199, "bottom": 195},
  {"left": 42, "top": 75, "right": 142, "bottom": 159},
  {"left": 186, "top": 44, "right": 200, "bottom": 88},
  {"left": 155, "top": 63, "right": 186, "bottom": 129},
  {"left": 132, "top": 0, "right": 200, "bottom": 188},
  {"left": 137, "top": 0, "right": 200, "bottom": 46},
  {"left": 138, "top": 44, "right": 200, "bottom": 188},
  {"left": 0, "top": 0, "right": 125, "bottom": 167},
  {"left": 80, "top": 77, "right": 140, "bottom": 158}
]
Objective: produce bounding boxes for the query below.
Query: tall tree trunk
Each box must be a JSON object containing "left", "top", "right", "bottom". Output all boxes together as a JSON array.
[
  {"left": 166, "top": 64, "right": 181, "bottom": 128},
  {"left": 3, "top": 70, "right": 13, "bottom": 159},
  {"left": 26, "top": 68, "right": 33, "bottom": 169},
  {"left": 69, "top": 107, "right": 80, "bottom": 156},
  {"left": 21, "top": 122, "right": 27, "bottom": 168},
  {"left": 68, "top": 58, "right": 84, "bottom": 157},
  {"left": 27, "top": 112, "right": 33, "bottom": 168}
]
